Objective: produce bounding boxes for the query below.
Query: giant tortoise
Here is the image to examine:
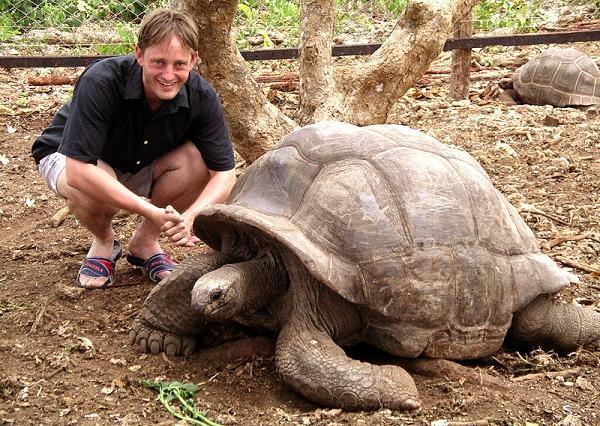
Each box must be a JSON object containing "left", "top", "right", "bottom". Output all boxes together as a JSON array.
[
  {"left": 130, "top": 121, "right": 600, "bottom": 411},
  {"left": 498, "top": 47, "right": 600, "bottom": 106}
]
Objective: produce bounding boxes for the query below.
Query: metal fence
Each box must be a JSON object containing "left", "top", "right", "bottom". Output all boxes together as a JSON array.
[
  {"left": 0, "top": 0, "right": 598, "bottom": 62},
  {"left": 0, "top": 0, "right": 164, "bottom": 56}
]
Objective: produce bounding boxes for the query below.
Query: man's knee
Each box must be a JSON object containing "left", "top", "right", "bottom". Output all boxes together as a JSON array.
[{"left": 155, "top": 142, "right": 209, "bottom": 181}]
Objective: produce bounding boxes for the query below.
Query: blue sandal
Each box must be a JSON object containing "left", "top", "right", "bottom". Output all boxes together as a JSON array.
[
  {"left": 126, "top": 252, "right": 178, "bottom": 284},
  {"left": 76, "top": 240, "right": 122, "bottom": 289}
]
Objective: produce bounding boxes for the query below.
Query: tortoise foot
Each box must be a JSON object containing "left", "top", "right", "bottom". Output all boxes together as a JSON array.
[{"left": 128, "top": 318, "right": 196, "bottom": 357}]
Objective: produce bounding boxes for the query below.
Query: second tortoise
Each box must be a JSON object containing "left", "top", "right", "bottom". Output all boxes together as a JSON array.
[{"left": 498, "top": 47, "right": 600, "bottom": 107}]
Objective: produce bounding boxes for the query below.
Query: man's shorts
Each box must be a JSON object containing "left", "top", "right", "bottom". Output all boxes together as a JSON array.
[{"left": 38, "top": 152, "right": 155, "bottom": 199}]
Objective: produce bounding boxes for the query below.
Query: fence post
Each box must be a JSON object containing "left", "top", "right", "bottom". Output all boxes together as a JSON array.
[{"left": 449, "top": 9, "right": 473, "bottom": 100}]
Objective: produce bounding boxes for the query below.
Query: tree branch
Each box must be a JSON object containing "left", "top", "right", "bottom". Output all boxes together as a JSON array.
[{"left": 176, "top": 0, "right": 296, "bottom": 163}]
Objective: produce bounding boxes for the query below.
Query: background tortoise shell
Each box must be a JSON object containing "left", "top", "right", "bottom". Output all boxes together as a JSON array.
[
  {"left": 513, "top": 47, "right": 600, "bottom": 106},
  {"left": 195, "top": 122, "right": 573, "bottom": 357}
]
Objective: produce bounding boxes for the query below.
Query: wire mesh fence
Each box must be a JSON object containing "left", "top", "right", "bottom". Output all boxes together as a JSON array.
[
  {"left": 0, "top": 0, "right": 595, "bottom": 59},
  {"left": 0, "top": 0, "right": 165, "bottom": 56}
]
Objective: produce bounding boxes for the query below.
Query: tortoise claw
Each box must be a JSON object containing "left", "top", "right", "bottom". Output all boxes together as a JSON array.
[{"left": 129, "top": 318, "right": 196, "bottom": 357}]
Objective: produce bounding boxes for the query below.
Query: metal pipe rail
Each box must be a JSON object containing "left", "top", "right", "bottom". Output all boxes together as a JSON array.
[{"left": 1, "top": 29, "right": 599, "bottom": 68}]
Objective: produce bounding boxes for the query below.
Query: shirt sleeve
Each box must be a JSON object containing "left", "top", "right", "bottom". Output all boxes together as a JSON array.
[
  {"left": 188, "top": 87, "right": 235, "bottom": 172},
  {"left": 57, "top": 74, "right": 118, "bottom": 165}
]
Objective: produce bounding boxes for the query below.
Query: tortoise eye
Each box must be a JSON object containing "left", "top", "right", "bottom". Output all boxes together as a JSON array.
[{"left": 210, "top": 289, "right": 223, "bottom": 302}]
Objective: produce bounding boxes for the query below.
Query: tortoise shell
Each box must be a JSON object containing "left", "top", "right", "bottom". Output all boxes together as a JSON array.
[
  {"left": 194, "top": 122, "right": 572, "bottom": 356},
  {"left": 513, "top": 47, "right": 600, "bottom": 106}
]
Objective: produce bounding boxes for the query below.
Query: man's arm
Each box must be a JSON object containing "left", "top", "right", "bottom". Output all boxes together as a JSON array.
[
  {"left": 162, "top": 168, "right": 236, "bottom": 246},
  {"left": 65, "top": 157, "right": 183, "bottom": 229}
]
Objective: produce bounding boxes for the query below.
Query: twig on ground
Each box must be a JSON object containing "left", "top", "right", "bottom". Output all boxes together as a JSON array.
[
  {"left": 518, "top": 204, "right": 570, "bottom": 226},
  {"left": 29, "top": 302, "right": 47, "bottom": 334},
  {"left": 543, "top": 233, "right": 588, "bottom": 250},
  {"left": 51, "top": 205, "right": 71, "bottom": 227},
  {"left": 511, "top": 367, "right": 580, "bottom": 382},
  {"left": 555, "top": 256, "right": 600, "bottom": 274},
  {"left": 46, "top": 365, "right": 67, "bottom": 380},
  {"left": 161, "top": 352, "right": 175, "bottom": 366},
  {"left": 397, "top": 358, "right": 509, "bottom": 389}
]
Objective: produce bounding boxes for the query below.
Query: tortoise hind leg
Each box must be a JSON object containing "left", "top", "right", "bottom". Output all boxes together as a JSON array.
[
  {"left": 275, "top": 320, "right": 421, "bottom": 411},
  {"left": 510, "top": 294, "right": 600, "bottom": 350},
  {"left": 129, "top": 250, "right": 232, "bottom": 356}
]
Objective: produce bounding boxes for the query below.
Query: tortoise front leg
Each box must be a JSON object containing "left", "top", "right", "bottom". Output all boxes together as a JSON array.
[
  {"left": 129, "top": 250, "right": 233, "bottom": 356},
  {"left": 275, "top": 319, "right": 421, "bottom": 411}
]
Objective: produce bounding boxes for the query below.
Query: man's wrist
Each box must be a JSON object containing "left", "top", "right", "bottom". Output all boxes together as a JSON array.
[{"left": 137, "top": 199, "right": 158, "bottom": 218}]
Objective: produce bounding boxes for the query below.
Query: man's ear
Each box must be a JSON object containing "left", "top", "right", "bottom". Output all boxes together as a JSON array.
[
  {"left": 134, "top": 45, "right": 144, "bottom": 65},
  {"left": 191, "top": 51, "right": 199, "bottom": 68}
]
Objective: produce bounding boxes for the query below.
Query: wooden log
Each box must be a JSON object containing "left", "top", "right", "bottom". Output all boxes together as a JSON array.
[{"left": 28, "top": 75, "right": 76, "bottom": 86}]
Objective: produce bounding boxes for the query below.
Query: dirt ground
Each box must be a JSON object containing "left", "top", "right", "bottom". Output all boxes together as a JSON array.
[{"left": 2, "top": 38, "right": 600, "bottom": 425}]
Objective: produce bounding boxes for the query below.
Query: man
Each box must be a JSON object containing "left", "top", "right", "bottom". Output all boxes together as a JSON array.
[{"left": 31, "top": 9, "right": 236, "bottom": 289}]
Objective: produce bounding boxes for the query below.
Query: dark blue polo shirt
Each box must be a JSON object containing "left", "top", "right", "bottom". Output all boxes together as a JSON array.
[{"left": 32, "top": 55, "right": 235, "bottom": 174}]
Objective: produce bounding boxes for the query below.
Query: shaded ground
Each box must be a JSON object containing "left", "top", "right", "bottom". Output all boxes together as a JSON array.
[{"left": 1, "top": 40, "right": 600, "bottom": 425}]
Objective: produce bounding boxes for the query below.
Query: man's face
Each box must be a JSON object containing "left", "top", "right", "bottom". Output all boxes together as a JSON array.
[{"left": 135, "top": 35, "right": 198, "bottom": 110}]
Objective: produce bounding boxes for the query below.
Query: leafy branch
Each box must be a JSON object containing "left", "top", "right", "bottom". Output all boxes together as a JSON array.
[{"left": 141, "top": 380, "right": 221, "bottom": 426}]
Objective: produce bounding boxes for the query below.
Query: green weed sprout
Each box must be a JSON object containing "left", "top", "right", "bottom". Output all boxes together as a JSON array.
[{"left": 141, "top": 380, "right": 221, "bottom": 426}]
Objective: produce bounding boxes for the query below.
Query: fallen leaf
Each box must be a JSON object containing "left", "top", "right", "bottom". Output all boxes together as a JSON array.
[{"left": 100, "top": 387, "right": 114, "bottom": 395}]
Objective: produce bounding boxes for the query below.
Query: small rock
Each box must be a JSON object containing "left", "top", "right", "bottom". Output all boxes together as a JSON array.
[
  {"left": 268, "top": 32, "right": 284, "bottom": 45},
  {"left": 558, "top": 414, "right": 582, "bottom": 426},
  {"left": 55, "top": 284, "right": 84, "bottom": 301},
  {"left": 575, "top": 376, "right": 595, "bottom": 391},
  {"left": 543, "top": 114, "right": 560, "bottom": 126},
  {"left": 246, "top": 36, "right": 264, "bottom": 46}
]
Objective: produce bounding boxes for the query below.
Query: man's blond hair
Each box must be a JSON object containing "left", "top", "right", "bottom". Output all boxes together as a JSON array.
[{"left": 137, "top": 8, "right": 199, "bottom": 53}]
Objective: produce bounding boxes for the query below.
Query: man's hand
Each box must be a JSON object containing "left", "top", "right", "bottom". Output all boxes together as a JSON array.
[{"left": 161, "top": 205, "right": 200, "bottom": 247}]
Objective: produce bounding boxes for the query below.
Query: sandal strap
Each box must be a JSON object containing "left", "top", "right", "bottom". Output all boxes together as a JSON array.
[
  {"left": 77, "top": 257, "right": 116, "bottom": 289},
  {"left": 144, "top": 253, "right": 177, "bottom": 284}
]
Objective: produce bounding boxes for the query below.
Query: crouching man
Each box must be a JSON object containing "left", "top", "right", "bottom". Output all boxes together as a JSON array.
[{"left": 31, "top": 9, "right": 236, "bottom": 289}]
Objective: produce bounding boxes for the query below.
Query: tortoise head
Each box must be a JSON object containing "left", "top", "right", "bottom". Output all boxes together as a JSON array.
[
  {"left": 497, "top": 78, "right": 513, "bottom": 90},
  {"left": 191, "top": 249, "right": 289, "bottom": 321}
]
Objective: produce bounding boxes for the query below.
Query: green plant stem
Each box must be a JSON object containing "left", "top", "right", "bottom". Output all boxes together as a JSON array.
[
  {"left": 173, "top": 392, "right": 222, "bottom": 426},
  {"left": 158, "top": 388, "right": 210, "bottom": 425}
]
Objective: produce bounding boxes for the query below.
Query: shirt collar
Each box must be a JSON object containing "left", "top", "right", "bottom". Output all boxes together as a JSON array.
[{"left": 123, "top": 57, "right": 190, "bottom": 112}]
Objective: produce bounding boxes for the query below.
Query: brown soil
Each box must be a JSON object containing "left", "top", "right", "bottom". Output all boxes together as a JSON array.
[{"left": 1, "top": 41, "right": 600, "bottom": 425}]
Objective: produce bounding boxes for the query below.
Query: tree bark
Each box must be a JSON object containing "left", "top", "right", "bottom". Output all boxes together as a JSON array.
[
  {"left": 310, "top": 0, "right": 481, "bottom": 124},
  {"left": 298, "top": 0, "right": 336, "bottom": 124},
  {"left": 449, "top": 9, "right": 473, "bottom": 100},
  {"left": 174, "top": 0, "right": 296, "bottom": 163}
]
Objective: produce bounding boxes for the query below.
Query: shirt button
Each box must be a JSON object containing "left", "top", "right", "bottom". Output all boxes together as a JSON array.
[
  {"left": 143, "top": 140, "right": 148, "bottom": 145},
  {"left": 136, "top": 161, "right": 141, "bottom": 165}
]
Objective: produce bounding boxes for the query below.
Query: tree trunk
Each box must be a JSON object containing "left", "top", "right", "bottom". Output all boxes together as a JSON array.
[
  {"left": 298, "top": 0, "right": 336, "bottom": 124},
  {"left": 449, "top": 9, "right": 473, "bottom": 100},
  {"left": 174, "top": 0, "right": 296, "bottom": 163},
  {"left": 173, "top": 0, "right": 480, "bottom": 162},
  {"left": 310, "top": 0, "right": 481, "bottom": 124}
]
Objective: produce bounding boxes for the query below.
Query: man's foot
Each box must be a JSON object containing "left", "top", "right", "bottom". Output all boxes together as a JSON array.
[
  {"left": 76, "top": 240, "right": 122, "bottom": 289},
  {"left": 126, "top": 252, "right": 178, "bottom": 284}
]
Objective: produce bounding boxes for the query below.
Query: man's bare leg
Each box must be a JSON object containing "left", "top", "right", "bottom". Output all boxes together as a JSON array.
[
  {"left": 56, "top": 161, "right": 120, "bottom": 288},
  {"left": 128, "top": 142, "right": 210, "bottom": 280}
]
